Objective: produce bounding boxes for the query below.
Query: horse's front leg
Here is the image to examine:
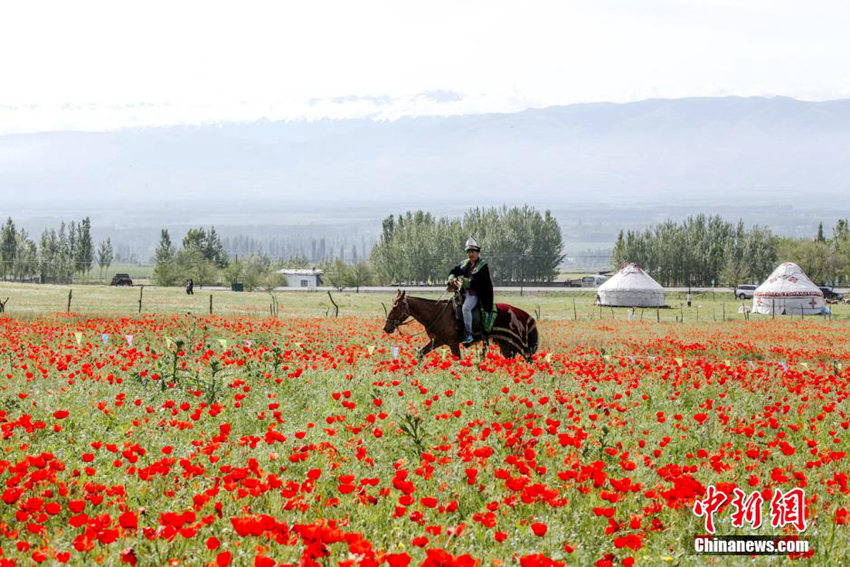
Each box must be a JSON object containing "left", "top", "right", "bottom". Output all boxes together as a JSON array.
[
  {"left": 416, "top": 338, "right": 436, "bottom": 362},
  {"left": 449, "top": 344, "right": 461, "bottom": 359}
]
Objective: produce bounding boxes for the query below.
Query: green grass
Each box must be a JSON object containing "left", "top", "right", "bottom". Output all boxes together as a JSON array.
[{"left": 1, "top": 281, "right": 847, "bottom": 323}]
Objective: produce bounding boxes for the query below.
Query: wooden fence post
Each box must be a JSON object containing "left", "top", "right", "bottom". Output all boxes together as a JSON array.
[
  {"left": 138, "top": 285, "right": 144, "bottom": 313},
  {"left": 327, "top": 290, "right": 339, "bottom": 317},
  {"left": 67, "top": 289, "right": 72, "bottom": 312},
  {"left": 209, "top": 294, "right": 213, "bottom": 315}
]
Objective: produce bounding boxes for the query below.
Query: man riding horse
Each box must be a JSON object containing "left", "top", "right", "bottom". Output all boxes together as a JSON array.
[
  {"left": 383, "top": 236, "right": 538, "bottom": 361},
  {"left": 447, "top": 237, "right": 494, "bottom": 345}
]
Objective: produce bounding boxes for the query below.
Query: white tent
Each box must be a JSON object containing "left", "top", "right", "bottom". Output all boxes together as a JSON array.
[
  {"left": 752, "top": 262, "right": 824, "bottom": 315},
  {"left": 597, "top": 264, "right": 666, "bottom": 307}
]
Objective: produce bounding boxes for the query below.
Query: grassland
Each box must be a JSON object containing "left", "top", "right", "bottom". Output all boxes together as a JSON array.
[{"left": 1, "top": 281, "right": 847, "bottom": 325}]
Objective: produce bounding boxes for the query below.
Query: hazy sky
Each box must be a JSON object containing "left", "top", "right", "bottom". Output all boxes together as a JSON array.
[{"left": 2, "top": 0, "right": 849, "bottom": 133}]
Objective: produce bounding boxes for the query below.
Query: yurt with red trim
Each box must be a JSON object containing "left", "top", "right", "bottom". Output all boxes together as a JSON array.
[
  {"left": 752, "top": 262, "right": 824, "bottom": 315},
  {"left": 596, "top": 263, "right": 666, "bottom": 307}
]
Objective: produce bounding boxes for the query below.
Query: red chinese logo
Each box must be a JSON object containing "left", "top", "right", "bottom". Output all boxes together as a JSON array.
[
  {"left": 693, "top": 486, "right": 728, "bottom": 534},
  {"left": 770, "top": 488, "right": 807, "bottom": 532},
  {"left": 730, "top": 488, "right": 764, "bottom": 529},
  {"left": 694, "top": 486, "right": 807, "bottom": 534}
]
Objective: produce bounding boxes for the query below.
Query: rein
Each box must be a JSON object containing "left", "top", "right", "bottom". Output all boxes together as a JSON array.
[{"left": 391, "top": 292, "right": 453, "bottom": 338}]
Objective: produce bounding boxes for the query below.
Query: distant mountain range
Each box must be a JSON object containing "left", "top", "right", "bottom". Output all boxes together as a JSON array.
[{"left": 3, "top": 96, "right": 850, "bottom": 210}]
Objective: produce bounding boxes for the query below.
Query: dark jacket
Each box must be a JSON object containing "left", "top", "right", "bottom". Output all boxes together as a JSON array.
[{"left": 448, "top": 258, "right": 494, "bottom": 312}]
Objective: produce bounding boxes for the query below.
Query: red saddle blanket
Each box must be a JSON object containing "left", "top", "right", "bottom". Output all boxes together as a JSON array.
[{"left": 490, "top": 303, "right": 536, "bottom": 352}]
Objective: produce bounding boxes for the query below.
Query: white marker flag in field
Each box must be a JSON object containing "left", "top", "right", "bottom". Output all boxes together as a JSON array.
[
  {"left": 125, "top": 335, "right": 133, "bottom": 346},
  {"left": 245, "top": 340, "right": 252, "bottom": 347},
  {"left": 367, "top": 345, "right": 375, "bottom": 356},
  {"left": 165, "top": 337, "right": 173, "bottom": 348},
  {"left": 102, "top": 333, "right": 109, "bottom": 344},
  {"left": 74, "top": 331, "right": 82, "bottom": 345},
  {"left": 218, "top": 339, "right": 227, "bottom": 349}
]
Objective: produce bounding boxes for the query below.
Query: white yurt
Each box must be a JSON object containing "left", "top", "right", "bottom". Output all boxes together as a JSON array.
[
  {"left": 752, "top": 262, "right": 824, "bottom": 315},
  {"left": 597, "top": 263, "right": 666, "bottom": 307}
]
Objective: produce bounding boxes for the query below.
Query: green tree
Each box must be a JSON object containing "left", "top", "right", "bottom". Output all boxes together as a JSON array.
[
  {"left": 243, "top": 255, "right": 272, "bottom": 291},
  {"left": 96, "top": 238, "right": 114, "bottom": 281},
  {"left": 176, "top": 247, "right": 218, "bottom": 288},
  {"left": 75, "top": 217, "right": 94, "bottom": 276},
  {"left": 324, "top": 258, "right": 354, "bottom": 290},
  {"left": 38, "top": 229, "right": 60, "bottom": 284},
  {"left": 183, "top": 227, "right": 229, "bottom": 269},
  {"left": 370, "top": 205, "right": 563, "bottom": 284},
  {"left": 745, "top": 226, "right": 778, "bottom": 283},
  {"left": 721, "top": 220, "right": 748, "bottom": 286},
  {"left": 609, "top": 216, "right": 776, "bottom": 286},
  {"left": 204, "top": 227, "right": 229, "bottom": 268},
  {"left": 222, "top": 258, "right": 244, "bottom": 287},
  {"left": 56, "top": 222, "right": 73, "bottom": 283},
  {"left": 350, "top": 261, "right": 375, "bottom": 292},
  {"left": 153, "top": 230, "right": 179, "bottom": 286},
  {"left": 832, "top": 219, "right": 850, "bottom": 285},
  {"left": 786, "top": 240, "right": 832, "bottom": 285},
  {"left": 13, "top": 231, "right": 37, "bottom": 282},
  {"left": 259, "top": 264, "right": 288, "bottom": 292},
  {"left": 1, "top": 218, "right": 16, "bottom": 280}
]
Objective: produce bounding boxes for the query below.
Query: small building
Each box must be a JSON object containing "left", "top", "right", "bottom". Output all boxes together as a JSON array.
[{"left": 277, "top": 268, "right": 323, "bottom": 289}]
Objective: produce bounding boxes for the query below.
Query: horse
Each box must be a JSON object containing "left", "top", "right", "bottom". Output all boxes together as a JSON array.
[{"left": 383, "top": 289, "right": 539, "bottom": 362}]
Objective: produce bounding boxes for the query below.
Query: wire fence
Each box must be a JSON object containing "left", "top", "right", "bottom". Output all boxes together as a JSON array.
[{"left": 0, "top": 282, "right": 847, "bottom": 323}]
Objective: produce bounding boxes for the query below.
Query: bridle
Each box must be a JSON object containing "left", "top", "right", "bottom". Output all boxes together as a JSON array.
[{"left": 385, "top": 296, "right": 413, "bottom": 332}]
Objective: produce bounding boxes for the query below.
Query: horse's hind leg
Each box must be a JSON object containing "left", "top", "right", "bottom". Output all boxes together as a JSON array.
[
  {"left": 450, "top": 344, "right": 461, "bottom": 359},
  {"left": 494, "top": 340, "right": 516, "bottom": 359}
]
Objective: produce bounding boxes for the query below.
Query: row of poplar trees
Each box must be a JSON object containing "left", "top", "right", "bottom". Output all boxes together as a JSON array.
[
  {"left": 777, "top": 219, "right": 850, "bottom": 286},
  {"left": 0, "top": 217, "right": 114, "bottom": 283},
  {"left": 370, "top": 206, "right": 564, "bottom": 284},
  {"left": 611, "top": 215, "right": 778, "bottom": 287}
]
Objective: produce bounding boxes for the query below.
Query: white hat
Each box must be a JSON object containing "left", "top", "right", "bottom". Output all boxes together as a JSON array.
[{"left": 465, "top": 237, "right": 480, "bottom": 251}]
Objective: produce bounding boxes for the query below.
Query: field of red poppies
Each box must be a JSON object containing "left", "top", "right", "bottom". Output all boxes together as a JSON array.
[{"left": 0, "top": 314, "right": 847, "bottom": 566}]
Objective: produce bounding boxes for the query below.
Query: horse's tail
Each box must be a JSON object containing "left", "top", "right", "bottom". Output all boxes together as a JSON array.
[{"left": 527, "top": 322, "right": 539, "bottom": 355}]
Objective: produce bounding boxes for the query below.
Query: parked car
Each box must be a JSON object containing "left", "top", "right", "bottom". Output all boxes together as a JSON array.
[
  {"left": 563, "top": 278, "right": 583, "bottom": 287},
  {"left": 734, "top": 284, "right": 758, "bottom": 300},
  {"left": 581, "top": 275, "right": 608, "bottom": 288},
  {"left": 819, "top": 286, "right": 844, "bottom": 303},
  {"left": 110, "top": 273, "right": 133, "bottom": 286}
]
